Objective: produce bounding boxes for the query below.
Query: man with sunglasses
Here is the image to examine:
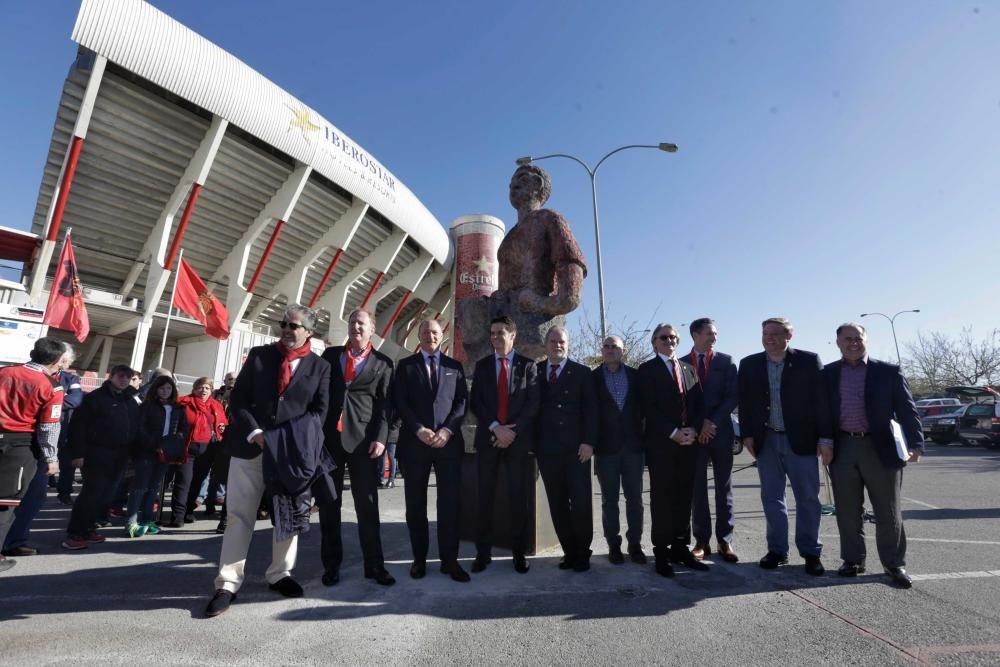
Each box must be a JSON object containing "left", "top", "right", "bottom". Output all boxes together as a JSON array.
[
  {"left": 637, "top": 323, "right": 708, "bottom": 577},
  {"left": 318, "top": 308, "right": 395, "bottom": 587},
  {"left": 206, "top": 304, "right": 330, "bottom": 618},
  {"left": 737, "top": 317, "right": 832, "bottom": 576}
]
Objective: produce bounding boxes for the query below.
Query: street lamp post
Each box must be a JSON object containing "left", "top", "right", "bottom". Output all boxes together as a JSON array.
[
  {"left": 516, "top": 142, "right": 678, "bottom": 341},
  {"left": 859, "top": 309, "right": 921, "bottom": 364}
]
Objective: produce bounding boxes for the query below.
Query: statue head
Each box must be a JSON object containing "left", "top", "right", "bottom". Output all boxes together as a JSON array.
[{"left": 509, "top": 164, "right": 552, "bottom": 211}]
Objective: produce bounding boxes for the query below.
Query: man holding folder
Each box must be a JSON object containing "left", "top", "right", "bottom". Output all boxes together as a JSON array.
[{"left": 822, "top": 322, "right": 923, "bottom": 588}]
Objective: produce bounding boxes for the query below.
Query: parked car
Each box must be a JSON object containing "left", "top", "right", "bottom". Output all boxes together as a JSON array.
[
  {"left": 925, "top": 405, "right": 970, "bottom": 445},
  {"left": 957, "top": 402, "right": 1000, "bottom": 449},
  {"left": 945, "top": 386, "right": 1000, "bottom": 449},
  {"left": 915, "top": 397, "right": 962, "bottom": 419}
]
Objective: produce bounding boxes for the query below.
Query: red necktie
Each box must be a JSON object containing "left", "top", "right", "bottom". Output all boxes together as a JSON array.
[
  {"left": 497, "top": 357, "right": 509, "bottom": 424},
  {"left": 672, "top": 358, "right": 687, "bottom": 425},
  {"left": 548, "top": 364, "right": 558, "bottom": 384}
]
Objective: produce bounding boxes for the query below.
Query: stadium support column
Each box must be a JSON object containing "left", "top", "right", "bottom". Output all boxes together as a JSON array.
[
  {"left": 123, "top": 115, "right": 228, "bottom": 370},
  {"left": 218, "top": 164, "right": 312, "bottom": 327},
  {"left": 246, "top": 199, "right": 368, "bottom": 322},
  {"left": 29, "top": 53, "right": 107, "bottom": 304},
  {"left": 316, "top": 230, "right": 407, "bottom": 344}
]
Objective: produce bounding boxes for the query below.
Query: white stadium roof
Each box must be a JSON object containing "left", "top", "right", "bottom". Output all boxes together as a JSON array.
[{"left": 25, "top": 0, "right": 452, "bottom": 369}]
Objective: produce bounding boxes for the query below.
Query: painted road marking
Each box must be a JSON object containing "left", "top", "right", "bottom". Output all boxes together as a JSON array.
[{"left": 902, "top": 496, "right": 940, "bottom": 509}]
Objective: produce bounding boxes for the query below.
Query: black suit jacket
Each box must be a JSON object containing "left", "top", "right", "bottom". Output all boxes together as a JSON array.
[
  {"left": 393, "top": 351, "right": 467, "bottom": 461},
  {"left": 469, "top": 352, "right": 539, "bottom": 452},
  {"left": 534, "top": 359, "right": 598, "bottom": 456},
  {"left": 738, "top": 348, "right": 833, "bottom": 456},
  {"left": 684, "top": 350, "right": 738, "bottom": 449},
  {"left": 321, "top": 346, "right": 393, "bottom": 454},
  {"left": 592, "top": 365, "right": 643, "bottom": 455},
  {"left": 823, "top": 358, "right": 924, "bottom": 468},
  {"left": 636, "top": 356, "right": 705, "bottom": 445},
  {"left": 224, "top": 344, "right": 331, "bottom": 460}
]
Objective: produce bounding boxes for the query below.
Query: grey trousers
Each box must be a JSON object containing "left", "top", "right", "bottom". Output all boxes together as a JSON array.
[{"left": 830, "top": 434, "right": 906, "bottom": 569}]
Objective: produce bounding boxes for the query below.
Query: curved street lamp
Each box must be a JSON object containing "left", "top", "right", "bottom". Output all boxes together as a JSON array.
[
  {"left": 515, "top": 142, "right": 679, "bottom": 340},
  {"left": 859, "top": 309, "right": 921, "bottom": 364}
]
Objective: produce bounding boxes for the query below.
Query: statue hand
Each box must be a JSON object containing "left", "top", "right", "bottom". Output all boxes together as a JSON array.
[{"left": 516, "top": 289, "right": 548, "bottom": 314}]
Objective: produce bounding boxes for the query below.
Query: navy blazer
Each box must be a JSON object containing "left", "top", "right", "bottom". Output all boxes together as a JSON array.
[
  {"left": 683, "top": 350, "right": 738, "bottom": 449},
  {"left": 322, "top": 346, "right": 393, "bottom": 454},
  {"left": 823, "top": 358, "right": 924, "bottom": 469},
  {"left": 393, "top": 351, "right": 467, "bottom": 461},
  {"left": 534, "top": 358, "right": 598, "bottom": 456},
  {"left": 591, "top": 364, "right": 643, "bottom": 455},
  {"left": 637, "top": 356, "right": 705, "bottom": 445},
  {"left": 737, "top": 348, "right": 833, "bottom": 457},
  {"left": 469, "top": 351, "right": 539, "bottom": 452},
  {"left": 224, "top": 343, "right": 331, "bottom": 460}
]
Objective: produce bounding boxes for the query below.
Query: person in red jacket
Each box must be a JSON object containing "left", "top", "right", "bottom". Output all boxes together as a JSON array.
[
  {"left": 0, "top": 338, "right": 65, "bottom": 572},
  {"left": 167, "top": 377, "right": 227, "bottom": 527}
]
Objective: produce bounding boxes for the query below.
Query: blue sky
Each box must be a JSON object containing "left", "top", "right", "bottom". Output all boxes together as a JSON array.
[{"left": 1, "top": 1, "right": 997, "bottom": 363}]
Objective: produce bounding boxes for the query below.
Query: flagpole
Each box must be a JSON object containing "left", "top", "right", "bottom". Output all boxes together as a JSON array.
[{"left": 157, "top": 249, "right": 183, "bottom": 369}]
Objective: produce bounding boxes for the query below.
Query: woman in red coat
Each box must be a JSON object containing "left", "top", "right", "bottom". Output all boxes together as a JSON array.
[{"left": 166, "top": 377, "right": 228, "bottom": 527}]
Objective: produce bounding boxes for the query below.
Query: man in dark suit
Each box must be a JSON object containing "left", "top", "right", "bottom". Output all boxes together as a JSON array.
[
  {"left": 318, "top": 308, "right": 395, "bottom": 587},
  {"left": 206, "top": 304, "right": 330, "bottom": 617},
  {"left": 637, "top": 322, "right": 708, "bottom": 577},
  {"left": 823, "top": 322, "right": 923, "bottom": 588},
  {"left": 469, "top": 315, "right": 539, "bottom": 574},
  {"left": 738, "top": 317, "right": 833, "bottom": 576},
  {"left": 592, "top": 335, "right": 647, "bottom": 565},
  {"left": 393, "top": 318, "right": 469, "bottom": 583},
  {"left": 686, "top": 318, "right": 740, "bottom": 563},
  {"left": 535, "top": 326, "right": 598, "bottom": 572}
]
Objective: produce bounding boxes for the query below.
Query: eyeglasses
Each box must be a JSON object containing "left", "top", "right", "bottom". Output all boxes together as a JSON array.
[
  {"left": 279, "top": 321, "right": 305, "bottom": 331},
  {"left": 658, "top": 335, "right": 679, "bottom": 342}
]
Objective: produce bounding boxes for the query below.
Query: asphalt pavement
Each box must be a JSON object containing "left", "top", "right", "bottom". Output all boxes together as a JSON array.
[{"left": 2, "top": 443, "right": 999, "bottom": 666}]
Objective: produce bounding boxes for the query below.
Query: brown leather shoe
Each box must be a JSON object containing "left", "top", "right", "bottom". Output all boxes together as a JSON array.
[
  {"left": 691, "top": 543, "right": 710, "bottom": 561},
  {"left": 718, "top": 542, "right": 739, "bottom": 563}
]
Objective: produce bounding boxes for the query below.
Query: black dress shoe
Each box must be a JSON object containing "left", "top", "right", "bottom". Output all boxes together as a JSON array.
[
  {"left": 321, "top": 570, "right": 340, "bottom": 586},
  {"left": 365, "top": 567, "right": 396, "bottom": 586},
  {"left": 2, "top": 545, "right": 38, "bottom": 557},
  {"left": 628, "top": 544, "right": 648, "bottom": 564},
  {"left": 655, "top": 560, "right": 675, "bottom": 578},
  {"left": 838, "top": 561, "right": 866, "bottom": 577},
  {"left": 558, "top": 556, "right": 574, "bottom": 570},
  {"left": 804, "top": 556, "right": 825, "bottom": 576},
  {"left": 410, "top": 561, "right": 427, "bottom": 579},
  {"left": 759, "top": 551, "right": 789, "bottom": 569},
  {"left": 205, "top": 589, "right": 235, "bottom": 617},
  {"left": 440, "top": 560, "right": 471, "bottom": 583},
  {"left": 471, "top": 555, "right": 491, "bottom": 573},
  {"left": 608, "top": 545, "right": 625, "bottom": 565},
  {"left": 572, "top": 558, "right": 591, "bottom": 572},
  {"left": 675, "top": 549, "right": 710, "bottom": 571},
  {"left": 885, "top": 566, "right": 913, "bottom": 589},
  {"left": 215, "top": 519, "right": 227, "bottom": 534},
  {"left": 184, "top": 514, "right": 195, "bottom": 524},
  {"left": 513, "top": 553, "right": 530, "bottom": 573},
  {"left": 268, "top": 576, "right": 304, "bottom": 597}
]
